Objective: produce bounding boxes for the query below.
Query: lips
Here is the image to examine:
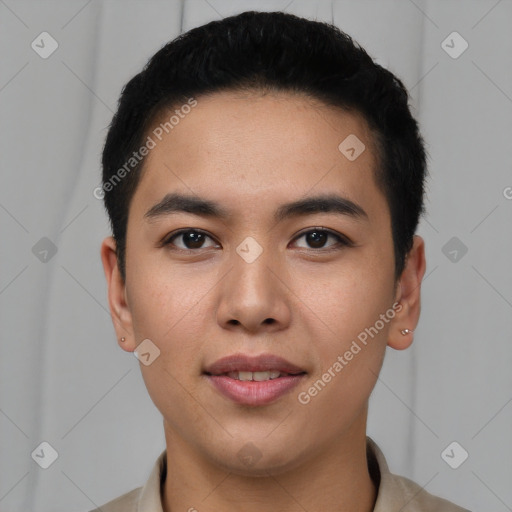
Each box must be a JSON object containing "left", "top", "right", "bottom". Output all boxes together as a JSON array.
[
  {"left": 203, "top": 353, "right": 307, "bottom": 406},
  {"left": 204, "top": 353, "right": 306, "bottom": 375}
]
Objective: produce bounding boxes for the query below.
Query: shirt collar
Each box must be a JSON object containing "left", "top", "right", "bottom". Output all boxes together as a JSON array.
[
  {"left": 137, "top": 437, "right": 402, "bottom": 512},
  {"left": 137, "top": 449, "right": 166, "bottom": 512}
]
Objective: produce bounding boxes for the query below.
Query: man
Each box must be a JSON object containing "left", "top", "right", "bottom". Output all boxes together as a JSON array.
[{"left": 97, "top": 10, "right": 469, "bottom": 512}]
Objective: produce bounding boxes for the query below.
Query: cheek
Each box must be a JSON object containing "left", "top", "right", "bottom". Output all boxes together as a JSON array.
[
  {"left": 128, "top": 269, "right": 209, "bottom": 428},
  {"left": 126, "top": 257, "right": 213, "bottom": 341},
  {"left": 299, "top": 310, "right": 389, "bottom": 426},
  {"left": 296, "top": 258, "right": 394, "bottom": 402},
  {"left": 125, "top": 266, "right": 215, "bottom": 410},
  {"left": 294, "top": 251, "right": 394, "bottom": 337}
]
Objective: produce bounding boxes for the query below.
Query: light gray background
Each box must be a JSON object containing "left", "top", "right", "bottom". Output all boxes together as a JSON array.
[{"left": 1, "top": 0, "right": 511, "bottom": 511}]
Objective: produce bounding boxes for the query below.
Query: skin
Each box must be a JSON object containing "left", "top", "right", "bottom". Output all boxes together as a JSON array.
[{"left": 101, "top": 90, "right": 426, "bottom": 512}]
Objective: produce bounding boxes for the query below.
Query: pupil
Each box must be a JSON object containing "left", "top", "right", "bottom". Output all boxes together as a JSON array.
[
  {"left": 185, "top": 232, "right": 204, "bottom": 249},
  {"left": 307, "top": 231, "right": 327, "bottom": 248},
  {"left": 181, "top": 231, "right": 329, "bottom": 250}
]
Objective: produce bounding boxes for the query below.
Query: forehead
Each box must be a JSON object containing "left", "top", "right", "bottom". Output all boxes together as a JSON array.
[{"left": 130, "top": 90, "right": 388, "bottom": 225}]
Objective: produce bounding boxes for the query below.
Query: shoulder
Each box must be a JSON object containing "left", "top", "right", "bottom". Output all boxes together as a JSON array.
[
  {"left": 367, "top": 438, "right": 471, "bottom": 512},
  {"left": 85, "top": 449, "right": 166, "bottom": 512},
  {"left": 87, "top": 486, "right": 142, "bottom": 512},
  {"left": 388, "top": 472, "right": 471, "bottom": 511}
]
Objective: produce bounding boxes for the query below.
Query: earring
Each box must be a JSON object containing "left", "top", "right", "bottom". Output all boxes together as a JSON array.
[
  {"left": 400, "top": 329, "right": 413, "bottom": 336},
  {"left": 120, "top": 337, "right": 126, "bottom": 342}
]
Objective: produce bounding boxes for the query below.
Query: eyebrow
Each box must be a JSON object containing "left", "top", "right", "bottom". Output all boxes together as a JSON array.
[{"left": 144, "top": 192, "right": 368, "bottom": 223}]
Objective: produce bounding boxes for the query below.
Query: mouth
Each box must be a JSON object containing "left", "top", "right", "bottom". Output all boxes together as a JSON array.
[
  {"left": 203, "top": 353, "right": 307, "bottom": 406},
  {"left": 216, "top": 370, "right": 300, "bottom": 381}
]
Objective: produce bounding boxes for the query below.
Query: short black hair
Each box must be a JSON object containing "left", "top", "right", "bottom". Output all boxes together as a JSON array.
[{"left": 101, "top": 10, "right": 428, "bottom": 282}]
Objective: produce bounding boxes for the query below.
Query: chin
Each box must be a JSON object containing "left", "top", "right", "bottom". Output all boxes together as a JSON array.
[{"left": 206, "top": 439, "right": 309, "bottom": 477}]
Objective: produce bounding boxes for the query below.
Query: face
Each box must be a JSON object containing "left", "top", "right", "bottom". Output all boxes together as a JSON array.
[{"left": 102, "top": 90, "right": 424, "bottom": 475}]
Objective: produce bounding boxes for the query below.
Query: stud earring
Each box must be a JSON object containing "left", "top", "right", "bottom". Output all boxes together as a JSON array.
[
  {"left": 120, "top": 337, "right": 126, "bottom": 342},
  {"left": 400, "top": 329, "right": 413, "bottom": 336}
]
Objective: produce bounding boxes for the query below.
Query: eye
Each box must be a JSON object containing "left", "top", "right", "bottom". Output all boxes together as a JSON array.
[
  {"left": 292, "top": 228, "right": 352, "bottom": 250},
  {"left": 162, "top": 229, "right": 219, "bottom": 251},
  {"left": 162, "top": 227, "right": 352, "bottom": 252}
]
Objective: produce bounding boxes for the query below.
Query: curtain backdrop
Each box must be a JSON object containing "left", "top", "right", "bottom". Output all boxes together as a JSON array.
[{"left": 1, "top": 1, "right": 511, "bottom": 511}]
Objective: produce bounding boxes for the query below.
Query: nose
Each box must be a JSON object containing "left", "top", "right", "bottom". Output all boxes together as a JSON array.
[{"left": 216, "top": 248, "right": 292, "bottom": 334}]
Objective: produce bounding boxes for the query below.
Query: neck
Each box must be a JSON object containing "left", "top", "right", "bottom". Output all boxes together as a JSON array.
[{"left": 162, "top": 421, "right": 377, "bottom": 512}]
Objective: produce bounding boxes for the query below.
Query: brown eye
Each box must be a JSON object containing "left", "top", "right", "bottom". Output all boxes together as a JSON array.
[
  {"left": 164, "top": 229, "right": 218, "bottom": 250},
  {"left": 293, "top": 228, "right": 352, "bottom": 250},
  {"left": 305, "top": 230, "right": 328, "bottom": 248}
]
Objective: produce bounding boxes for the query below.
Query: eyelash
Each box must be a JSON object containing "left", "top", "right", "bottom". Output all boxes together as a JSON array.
[{"left": 161, "top": 227, "right": 353, "bottom": 253}]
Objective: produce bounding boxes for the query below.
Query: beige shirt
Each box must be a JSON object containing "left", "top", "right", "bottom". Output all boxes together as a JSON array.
[{"left": 90, "top": 438, "right": 470, "bottom": 511}]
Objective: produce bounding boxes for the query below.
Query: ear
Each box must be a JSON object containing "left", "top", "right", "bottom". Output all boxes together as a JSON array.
[
  {"left": 100, "top": 236, "right": 136, "bottom": 352},
  {"left": 388, "top": 235, "right": 426, "bottom": 350}
]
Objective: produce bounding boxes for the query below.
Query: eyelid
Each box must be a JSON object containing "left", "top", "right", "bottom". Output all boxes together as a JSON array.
[
  {"left": 161, "top": 228, "right": 219, "bottom": 250},
  {"left": 161, "top": 227, "right": 354, "bottom": 251},
  {"left": 291, "top": 227, "right": 354, "bottom": 248}
]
